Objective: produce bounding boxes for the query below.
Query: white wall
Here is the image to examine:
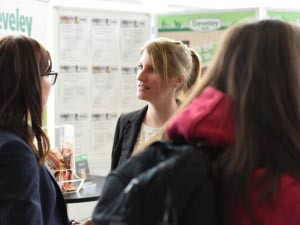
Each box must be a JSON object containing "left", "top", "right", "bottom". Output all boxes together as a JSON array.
[{"left": 49, "top": 0, "right": 300, "bottom": 14}]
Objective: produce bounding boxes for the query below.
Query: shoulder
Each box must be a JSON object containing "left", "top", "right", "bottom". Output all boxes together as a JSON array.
[
  {"left": 0, "top": 129, "right": 37, "bottom": 171},
  {"left": 118, "top": 105, "right": 148, "bottom": 126},
  {"left": 0, "top": 129, "right": 26, "bottom": 146},
  {"left": 246, "top": 170, "right": 300, "bottom": 225},
  {"left": 0, "top": 129, "right": 33, "bottom": 157},
  {"left": 0, "top": 131, "right": 39, "bottom": 194},
  {"left": 275, "top": 174, "right": 300, "bottom": 219}
]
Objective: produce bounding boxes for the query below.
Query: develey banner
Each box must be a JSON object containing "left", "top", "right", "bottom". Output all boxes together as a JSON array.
[
  {"left": 1, "top": 0, "right": 48, "bottom": 46},
  {"left": 0, "top": 8, "right": 32, "bottom": 36}
]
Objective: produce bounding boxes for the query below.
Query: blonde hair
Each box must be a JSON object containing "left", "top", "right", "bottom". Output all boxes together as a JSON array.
[{"left": 141, "top": 37, "right": 201, "bottom": 97}]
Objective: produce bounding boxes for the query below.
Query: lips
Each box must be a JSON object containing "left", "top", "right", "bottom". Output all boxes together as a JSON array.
[{"left": 138, "top": 84, "right": 149, "bottom": 90}]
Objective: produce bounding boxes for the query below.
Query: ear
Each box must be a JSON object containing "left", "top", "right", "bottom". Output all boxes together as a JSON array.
[{"left": 172, "top": 75, "right": 184, "bottom": 88}]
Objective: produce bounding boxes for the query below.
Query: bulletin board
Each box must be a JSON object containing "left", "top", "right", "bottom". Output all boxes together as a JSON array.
[
  {"left": 53, "top": 7, "right": 151, "bottom": 175},
  {"left": 156, "top": 8, "right": 259, "bottom": 66}
]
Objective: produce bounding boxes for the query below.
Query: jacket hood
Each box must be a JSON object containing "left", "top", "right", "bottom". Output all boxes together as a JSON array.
[{"left": 166, "top": 87, "right": 234, "bottom": 147}]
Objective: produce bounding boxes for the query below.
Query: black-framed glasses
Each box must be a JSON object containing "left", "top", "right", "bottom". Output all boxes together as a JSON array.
[{"left": 43, "top": 71, "right": 58, "bottom": 86}]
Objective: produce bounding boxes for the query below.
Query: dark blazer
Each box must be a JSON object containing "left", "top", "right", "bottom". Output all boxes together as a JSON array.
[
  {"left": 0, "top": 129, "right": 69, "bottom": 225},
  {"left": 111, "top": 105, "right": 148, "bottom": 170}
]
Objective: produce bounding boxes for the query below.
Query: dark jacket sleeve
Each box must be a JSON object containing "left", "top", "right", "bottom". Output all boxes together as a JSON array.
[{"left": 0, "top": 141, "right": 43, "bottom": 225}]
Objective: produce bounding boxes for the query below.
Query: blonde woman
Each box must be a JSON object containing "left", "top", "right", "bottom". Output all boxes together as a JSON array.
[{"left": 111, "top": 38, "right": 201, "bottom": 170}]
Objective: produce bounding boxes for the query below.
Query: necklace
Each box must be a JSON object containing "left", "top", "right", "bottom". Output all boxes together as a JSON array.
[{"left": 141, "top": 123, "right": 160, "bottom": 142}]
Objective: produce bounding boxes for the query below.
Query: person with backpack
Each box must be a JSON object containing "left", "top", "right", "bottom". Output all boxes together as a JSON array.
[
  {"left": 92, "top": 19, "right": 300, "bottom": 225},
  {"left": 162, "top": 19, "right": 300, "bottom": 225},
  {"left": 111, "top": 37, "right": 201, "bottom": 170}
]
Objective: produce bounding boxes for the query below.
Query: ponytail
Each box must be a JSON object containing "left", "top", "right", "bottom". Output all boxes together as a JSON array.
[{"left": 187, "top": 49, "right": 201, "bottom": 90}]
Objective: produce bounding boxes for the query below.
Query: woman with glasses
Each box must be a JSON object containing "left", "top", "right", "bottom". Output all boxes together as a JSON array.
[
  {"left": 0, "top": 35, "right": 90, "bottom": 225},
  {"left": 45, "top": 71, "right": 58, "bottom": 86}
]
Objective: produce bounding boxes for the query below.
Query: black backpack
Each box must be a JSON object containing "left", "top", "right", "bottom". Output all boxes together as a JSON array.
[{"left": 92, "top": 140, "right": 220, "bottom": 225}]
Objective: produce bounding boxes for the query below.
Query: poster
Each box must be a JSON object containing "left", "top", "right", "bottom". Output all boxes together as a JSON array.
[{"left": 55, "top": 8, "right": 150, "bottom": 175}]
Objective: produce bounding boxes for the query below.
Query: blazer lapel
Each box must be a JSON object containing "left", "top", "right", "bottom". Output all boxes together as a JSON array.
[{"left": 119, "top": 106, "right": 148, "bottom": 163}]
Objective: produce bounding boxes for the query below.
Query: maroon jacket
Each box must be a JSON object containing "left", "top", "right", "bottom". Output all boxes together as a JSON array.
[{"left": 166, "top": 87, "right": 300, "bottom": 225}]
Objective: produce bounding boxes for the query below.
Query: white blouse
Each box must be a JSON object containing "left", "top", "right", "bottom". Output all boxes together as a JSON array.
[{"left": 132, "top": 123, "right": 160, "bottom": 156}]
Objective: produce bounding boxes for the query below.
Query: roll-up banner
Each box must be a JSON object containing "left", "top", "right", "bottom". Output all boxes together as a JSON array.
[{"left": 157, "top": 9, "right": 259, "bottom": 65}]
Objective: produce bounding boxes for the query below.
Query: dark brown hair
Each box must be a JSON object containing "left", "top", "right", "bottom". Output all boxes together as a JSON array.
[
  {"left": 152, "top": 19, "right": 300, "bottom": 224},
  {"left": 214, "top": 19, "right": 300, "bottom": 224},
  {"left": 0, "top": 35, "right": 51, "bottom": 163}
]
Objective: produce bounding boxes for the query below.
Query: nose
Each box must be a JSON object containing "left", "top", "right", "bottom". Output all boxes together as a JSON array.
[{"left": 136, "top": 68, "right": 147, "bottom": 81}]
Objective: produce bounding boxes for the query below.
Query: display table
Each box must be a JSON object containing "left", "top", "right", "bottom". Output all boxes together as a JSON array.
[{"left": 63, "top": 175, "right": 106, "bottom": 204}]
